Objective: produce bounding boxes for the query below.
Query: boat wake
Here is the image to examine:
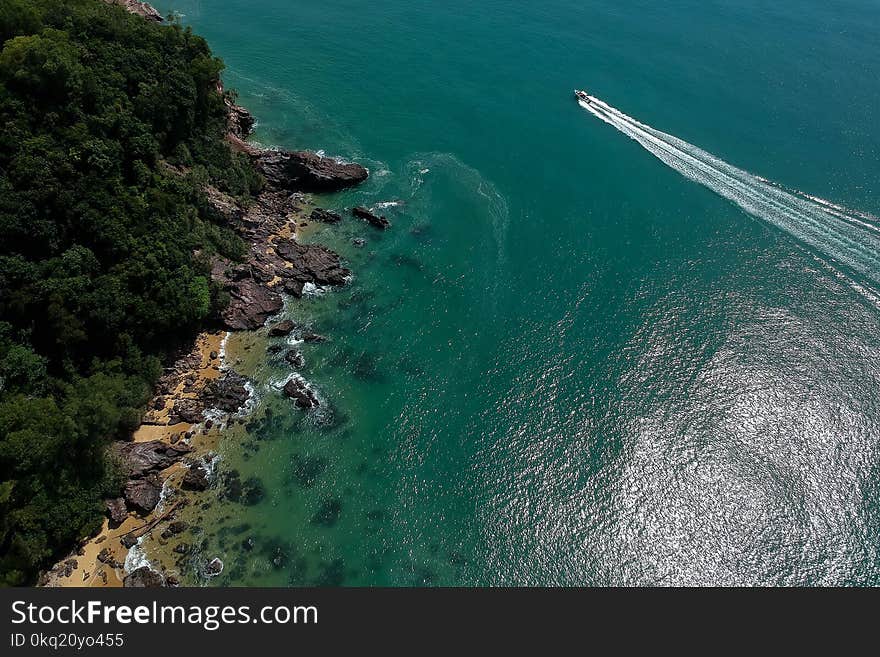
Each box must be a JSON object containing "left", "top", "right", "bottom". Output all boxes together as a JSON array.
[{"left": 577, "top": 94, "right": 880, "bottom": 286}]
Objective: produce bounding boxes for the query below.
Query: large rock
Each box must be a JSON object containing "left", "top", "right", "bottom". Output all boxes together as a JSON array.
[
  {"left": 204, "top": 558, "right": 224, "bottom": 577},
  {"left": 105, "top": 498, "right": 128, "bottom": 525},
  {"left": 284, "top": 350, "right": 305, "bottom": 369},
  {"left": 310, "top": 208, "right": 342, "bottom": 224},
  {"left": 169, "top": 397, "right": 205, "bottom": 424},
  {"left": 123, "top": 566, "right": 165, "bottom": 588},
  {"left": 353, "top": 206, "right": 391, "bottom": 229},
  {"left": 256, "top": 150, "right": 368, "bottom": 193},
  {"left": 202, "top": 372, "right": 250, "bottom": 413},
  {"left": 220, "top": 276, "right": 284, "bottom": 330},
  {"left": 268, "top": 319, "right": 296, "bottom": 337},
  {"left": 283, "top": 377, "right": 320, "bottom": 409},
  {"left": 182, "top": 463, "right": 210, "bottom": 491},
  {"left": 124, "top": 478, "right": 162, "bottom": 515},
  {"left": 113, "top": 441, "right": 192, "bottom": 479},
  {"left": 273, "top": 240, "right": 351, "bottom": 286},
  {"left": 227, "top": 102, "right": 255, "bottom": 139}
]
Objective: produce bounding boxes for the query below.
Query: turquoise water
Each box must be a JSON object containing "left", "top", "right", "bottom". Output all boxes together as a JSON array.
[{"left": 155, "top": 0, "right": 880, "bottom": 585}]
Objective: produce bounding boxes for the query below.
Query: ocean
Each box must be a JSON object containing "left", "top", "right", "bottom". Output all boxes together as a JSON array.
[{"left": 151, "top": 0, "right": 880, "bottom": 585}]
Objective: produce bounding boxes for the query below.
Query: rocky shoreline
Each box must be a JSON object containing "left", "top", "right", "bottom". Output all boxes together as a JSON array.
[{"left": 42, "top": 1, "right": 376, "bottom": 588}]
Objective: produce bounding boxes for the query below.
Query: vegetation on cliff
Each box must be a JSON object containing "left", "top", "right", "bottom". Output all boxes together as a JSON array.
[{"left": 0, "top": 0, "right": 259, "bottom": 585}]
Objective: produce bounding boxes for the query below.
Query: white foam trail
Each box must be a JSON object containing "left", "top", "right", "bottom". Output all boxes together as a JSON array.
[{"left": 578, "top": 95, "right": 880, "bottom": 285}]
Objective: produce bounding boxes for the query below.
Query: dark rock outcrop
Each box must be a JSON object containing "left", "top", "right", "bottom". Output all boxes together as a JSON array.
[
  {"left": 113, "top": 441, "right": 192, "bottom": 479},
  {"left": 204, "top": 557, "right": 224, "bottom": 577},
  {"left": 283, "top": 377, "right": 319, "bottom": 409},
  {"left": 169, "top": 397, "right": 205, "bottom": 424},
  {"left": 218, "top": 274, "right": 284, "bottom": 331},
  {"left": 123, "top": 566, "right": 165, "bottom": 587},
  {"left": 256, "top": 150, "right": 368, "bottom": 193},
  {"left": 284, "top": 350, "right": 305, "bottom": 369},
  {"left": 310, "top": 208, "right": 343, "bottom": 224},
  {"left": 352, "top": 206, "right": 391, "bottom": 229},
  {"left": 97, "top": 548, "right": 123, "bottom": 569},
  {"left": 203, "top": 185, "right": 245, "bottom": 225},
  {"left": 182, "top": 463, "right": 210, "bottom": 491},
  {"left": 124, "top": 478, "right": 162, "bottom": 515},
  {"left": 203, "top": 372, "right": 250, "bottom": 413},
  {"left": 105, "top": 498, "right": 128, "bottom": 525},
  {"left": 273, "top": 239, "right": 351, "bottom": 286},
  {"left": 268, "top": 319, "right": 296, "bottom": 337},
  {"left": 227, "top": 102, "right": 255, "bottom": 139}
]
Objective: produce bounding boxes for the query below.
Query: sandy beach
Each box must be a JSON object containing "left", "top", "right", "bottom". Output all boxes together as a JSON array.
[{"left": 43, "top": 332, "right": 226, "bottom": 587}]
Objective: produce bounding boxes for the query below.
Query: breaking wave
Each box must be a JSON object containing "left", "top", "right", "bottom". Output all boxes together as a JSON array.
[{"left": 578, "top": 94, "right": 880, "bottom": 286}]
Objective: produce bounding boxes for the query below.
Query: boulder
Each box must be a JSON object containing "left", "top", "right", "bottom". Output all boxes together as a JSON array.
[
  {"left": 309, "top": 208, "right": 343, "bottom": 224},
  {"left": 182, "top": 463, "right": 210, "bottom": 491},
  {"left": 268, "top": 319, "right": 296, "bottom": 337},
  {"left": 300, "top": 332, "right": 328, "bottom": 343},
  {"left": 204, "top": 558, "right": 224, "bottom": 577},
  {"left": 202, "top": 372, "right": 250, "bottom": 413},
  {"left": 352, "top": 206, "right": 390, "bottom": 229},
  {"left": 284, "top": 350, "right": 305, "bottom": 369},
  {"left": 123, "top": 566, "right": 165, "bottom": 588},
  {"left": 168, "top": 520, "right": 188, "bottom": 535},
  {"left": 255, "top": 150, "right": 368, "bottom": 193},
  {"left": 97, "top": 548, "right": 123, "bottom": 569},
  {"left": 169, "top": 398, "right": 205, "bottom": 424},
  {"left": 113, "top": 441, "right": 192, "bottom": 479},
  {"left": 220, "top": 276, "right": 284, "bottom": 330},
  {"left": 273, "top": 240, "right": 351, "bottom": 286},
  {"left": 283, "top": 378, "right": 320, "bottom": 409},
  {"left": 124, "top": 478, "right": 162, "bottom": 515},
  {"left": 105, "top": 498, "right": 128, "bottom": 525}
]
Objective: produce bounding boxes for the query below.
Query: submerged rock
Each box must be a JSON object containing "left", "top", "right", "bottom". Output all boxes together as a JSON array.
[
  {"left": 310, "top": 498, "right": 342, "bottom": 528},
  {"left": 310, "top": 208, "right": 343, "bottom": 224},
  {"left": 352, "top": 206, "right": 391, "bottom": 229},
  {"left": 255, "top": 150, "right": 368, "bottom": 193}
]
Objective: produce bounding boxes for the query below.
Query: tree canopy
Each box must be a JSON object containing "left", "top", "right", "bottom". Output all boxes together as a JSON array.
[{"left": 0, "top": 0, "right": 259, "bottom": 585}]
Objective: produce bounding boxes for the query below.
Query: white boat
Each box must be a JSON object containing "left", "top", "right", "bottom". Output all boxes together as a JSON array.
[{"left": 574, "top": 89, "right": 590, "bottom": 103}]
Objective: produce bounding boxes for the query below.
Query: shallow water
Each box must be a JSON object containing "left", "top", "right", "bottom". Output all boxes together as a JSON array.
[{"left": 153, "top": 0, "right": 880, "bottom": 585}]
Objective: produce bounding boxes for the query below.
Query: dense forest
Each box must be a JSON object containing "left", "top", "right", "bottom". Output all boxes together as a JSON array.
[{"left": 0, "top": 0, "right": 259, "bottom": 585}]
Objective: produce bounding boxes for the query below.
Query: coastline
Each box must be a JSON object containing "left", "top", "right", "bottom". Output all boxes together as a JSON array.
[
  {"left": 42, "top": 1, "right": 371, "bottom": 587},
  {"left": 42, "top": 333, "right": 225, "bottom": 587}
]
